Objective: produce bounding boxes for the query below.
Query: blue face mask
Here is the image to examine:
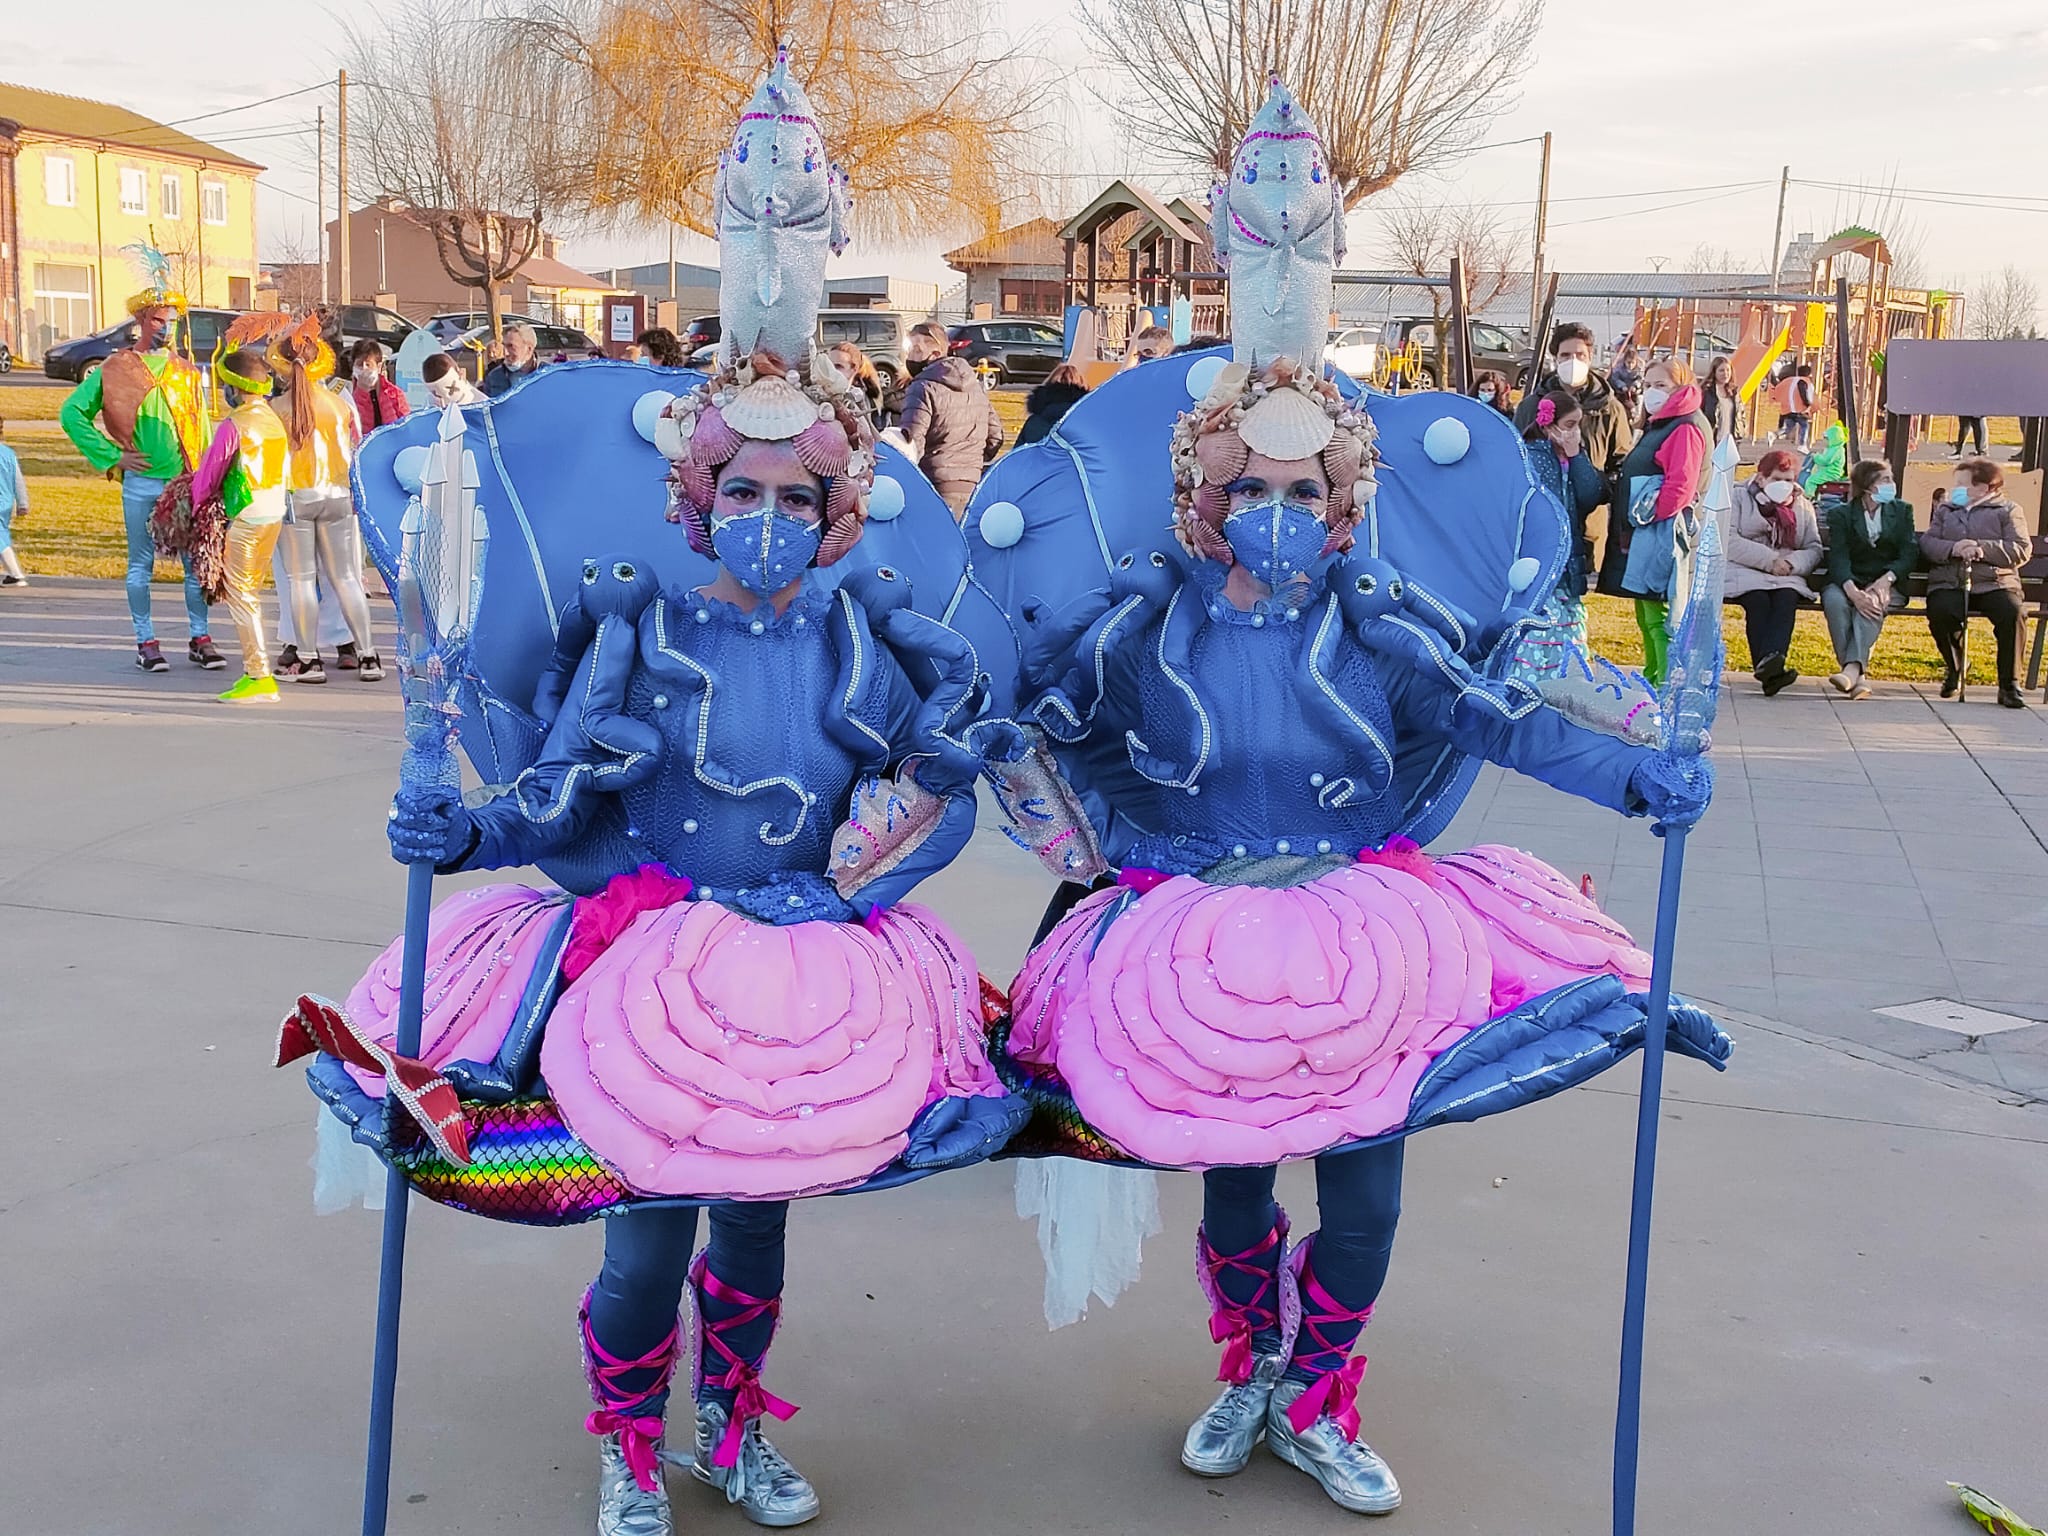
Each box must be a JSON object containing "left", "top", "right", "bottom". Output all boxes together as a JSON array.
[
  {"left": 1222, "top": 495, "right": 1330, "bottom": 591},
  {"left": 710, "top": 508, "right": 823, "bottom": 595},
  {"left": 1874, "top": 483, "right": 1897, "bottom": 503},
  {"left": 1948, "top": 485, "right": 1971, "bottom": 508}
]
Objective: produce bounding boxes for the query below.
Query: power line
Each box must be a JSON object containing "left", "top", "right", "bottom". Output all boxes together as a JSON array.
[
  {"left": 152, "top": 81, "right": 331, "bottom": 129},
  {"left": 1552, "top": 185, "right": 1765, "bottom": 229},
  {"left": 1794, "top": 177, "right": 2048, "bottom": 209},
  {"left": 1792, "top": 178, "right": 2048, "bottom": 216}
]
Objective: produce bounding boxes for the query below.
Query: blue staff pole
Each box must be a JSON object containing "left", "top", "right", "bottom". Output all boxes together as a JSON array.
[
  {"left": 1610, "top": 819, "right": 1689, "bottom": 1536},
  {"left": 361, "top": 855, "right": 437, "bottom": 1536}
]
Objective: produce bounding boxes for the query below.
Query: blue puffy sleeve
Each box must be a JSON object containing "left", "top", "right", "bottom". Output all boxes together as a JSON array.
[{"left": 455, "top": 612, "right": 665, "bottom": 871}]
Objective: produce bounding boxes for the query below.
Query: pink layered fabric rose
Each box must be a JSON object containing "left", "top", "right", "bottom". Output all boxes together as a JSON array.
[
  {"left": 343, "top": 883, "right": 571, "bottom": 1098},
  {"left": 541, "top": 900, "right": 999, "bottom": 1201},
  {"left": 1010, "top": 844, "right": 1649, "bottom": 1168}
]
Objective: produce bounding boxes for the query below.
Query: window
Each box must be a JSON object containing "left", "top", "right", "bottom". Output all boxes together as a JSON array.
[
  {"left": 228, "top": 277, "right": 252, "bottom": 309},
  {"left": 160, "top": 174, "right": 182, "bottom": 221},
  {"left": 31, "top": 262, "right": 95, "bottom": 352},
  {"left": 201, "top": 180, "right": 228, "bottom": 226},
  {"left": 119, "top": 167, "right": 147, "bottom": 215},
  {"left": 43, "top": 154, "right": 76, "bottom": 207}
]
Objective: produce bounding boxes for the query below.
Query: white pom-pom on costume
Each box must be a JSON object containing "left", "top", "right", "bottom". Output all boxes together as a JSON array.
[
  {"left": 867, "top": 474, "right": 906, "bottom": 521},
  {"left": 311, "top": 1109, "right": 387, "bottom": 1215},
  {"left": 1014, "top": 1161, "right": 1163, "bottom": 1329},
  {"left": 392, "top": 445, "right": 429, "bottom": 494},
  {"left": 1423, "top": 415, "right": 1471, "bottom": 465},
  {"left": 632, "top": 389, "right": 678, "bottom": 444},
  {"left": 1185, "top": 355, "right": 1229, "bottom": 401},
  {"left": 978, "top": 500, "right": 1026, "bottom": 549},
  {"left": 1508, "top": 555, "right": 1542, "bottom": 594}
]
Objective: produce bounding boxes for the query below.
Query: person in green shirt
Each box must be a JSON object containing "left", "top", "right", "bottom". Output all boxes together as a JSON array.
[{"left": 59, "top": 282, "right": 221, "bottom": 672}]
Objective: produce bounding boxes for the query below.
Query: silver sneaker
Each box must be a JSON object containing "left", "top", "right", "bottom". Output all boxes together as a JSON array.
[
  {"left": 597, "top": 1431, "right": 674, "bottom": 1536},
  {"left": 1180, "top": 1353, "right": 1286, "bottom": 1476},
  {"left": 1265, "top": 1379, "right": 1402, "bottom": 1514},
  {"left": 692, "top": 1399, "right": 820, "bottom": 1528}
]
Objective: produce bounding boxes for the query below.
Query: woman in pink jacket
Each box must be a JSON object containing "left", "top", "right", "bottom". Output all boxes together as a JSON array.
[
  {"left": 1723, "top": 448, "right": 1824, "bottom": 695},
  {"left": 1615, "top": 358, "right": 1712, "bottom": 684}
]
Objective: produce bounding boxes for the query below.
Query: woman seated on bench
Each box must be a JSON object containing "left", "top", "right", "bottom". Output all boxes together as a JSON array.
[
  {"left": 1924, "top": 456, "right": 2031, "bottom": 710},
  {"left": 1725, "top": 448, "right": 1824, "bottom": 696},
  {"left": 1821, "top": 459, "right": 1918, "bottom": 700}
]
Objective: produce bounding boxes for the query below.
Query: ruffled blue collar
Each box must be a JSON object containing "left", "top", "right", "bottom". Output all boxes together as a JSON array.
[
  {"left": 670, "top": 574, "right": 836, "bottom": 634},
  {"left": 1188, "top": 559, "right": 1328, "bottom": 628}
]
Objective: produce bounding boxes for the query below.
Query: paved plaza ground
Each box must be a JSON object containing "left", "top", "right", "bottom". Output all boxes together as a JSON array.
[{"left": 3, "top": 578, "right": 2046, "bottom": 1536}]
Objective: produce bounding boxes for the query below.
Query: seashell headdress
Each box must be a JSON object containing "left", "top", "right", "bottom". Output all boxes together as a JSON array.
[
  {"left": 1169, "top": 79, "right": 1375, "bottom": 564},
  {"left": 652, "top": 48, "right": 874, "bottom": 567}
]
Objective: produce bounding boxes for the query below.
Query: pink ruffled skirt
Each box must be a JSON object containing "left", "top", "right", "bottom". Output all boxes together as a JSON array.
[
  {"left": 1008, "top": 844, "right": 1650, "bottom": 1168},
  {"left": 340, "top": 882, "right": 1003, "bottom": 1201}
]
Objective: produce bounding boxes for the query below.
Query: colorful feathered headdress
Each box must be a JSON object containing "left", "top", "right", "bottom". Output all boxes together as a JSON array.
[{"left": 121, "top": 235, "right": 188, "bottom": 316}]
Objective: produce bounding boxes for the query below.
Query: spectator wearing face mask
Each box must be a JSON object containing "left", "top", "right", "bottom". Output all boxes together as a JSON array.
[
  {"left": 1509, "top": 388, "right": 1604, "bottom": 675},
  {"left": 1923, "top": 457, "right": 2030, "bottom": 708},
  {"left": 421, "top": 350, "right": 484, "bottom": 407},
  {"left": 482, "top": 322, "right": 542, "bottom": 397},
  {"left": 1723, "top": 448, "right": 1823, "bottom": 696},
  {"left": 636, "top": 327, "right": 686, "bottom": 368},
  {"left": 897, "top": 319, "right": 1004, "bottom": 516},
  {"left": 1615, "top": 359, "right": 1713, "bottom": 686},
  {"left": 1471, "top": 370, "right": 1512, "bottom": 417},
  {"left": 1821, "top": 459, "right": 1918, "bottom": 699},
  {"left": 1515, "top": 322, "right": 1635, "bottom": 591},
  {"left": 348, "top": 340, "right": 411, "bottom": 439}
]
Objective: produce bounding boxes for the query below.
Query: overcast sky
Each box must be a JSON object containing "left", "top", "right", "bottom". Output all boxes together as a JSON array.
[{"left": 12, "top": 0, "right": 2044, "bottom": 322}]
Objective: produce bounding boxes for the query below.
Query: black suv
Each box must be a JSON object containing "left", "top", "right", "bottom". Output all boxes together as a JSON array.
[
  {"left": 681, "top": 314, "right": 720, "bottom": 354},
  {"left": 335, "top": 303, "right": 419, "bottom": 356},
  {"left": 42, "top": 308, "right": 240, "bottom": 382},
  {"left": 947, "top": 320, "right": 1064, "bottom": 385}
]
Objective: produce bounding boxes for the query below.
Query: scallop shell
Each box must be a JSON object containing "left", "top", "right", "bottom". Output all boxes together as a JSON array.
[
  {"left": 792, "top": 417, "right": 852, "bottom": 478},
  {"left": 1238, "top": 384, "right": 1336, "bottom": 461},
  {"left": 687, "top": 404, "right": 745, "bottom": 465},
  {"left": 719, "top": 374, "right": 820, "bottom": 441}
]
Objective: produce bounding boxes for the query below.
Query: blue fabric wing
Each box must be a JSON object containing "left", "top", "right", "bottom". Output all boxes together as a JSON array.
[
  {"left": 965, "top": 353, "right": 1566, "bottom": 846},
  {"left": 352, "top": 359, "right": 1007, "bottom": 780}
]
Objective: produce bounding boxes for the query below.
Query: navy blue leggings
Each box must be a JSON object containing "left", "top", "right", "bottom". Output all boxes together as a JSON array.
[
  {"left": 1204, "top": 1141, "right": 1405, "bottom": 1383},
  {"left": 586, "top": 1200, "right": 788, "bottom": 1415}
]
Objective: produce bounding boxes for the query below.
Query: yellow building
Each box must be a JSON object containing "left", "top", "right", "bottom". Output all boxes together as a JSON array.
[{"left": 0, "top": 81, "right": 261, "bottom": 359}]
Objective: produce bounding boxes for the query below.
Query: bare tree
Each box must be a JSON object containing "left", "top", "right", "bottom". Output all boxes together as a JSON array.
[
  {"left": 1375, "top": 195, "right": 1519, "bottom": 383},
  {"left": 1970, "top": 265, "right": 2042, "bottom": 340},
  {"left": 511, "top": 0, "right": 1055, "bottom": 244},
  {"left": 1685, "top": 243, "right": 1746, "bottom": 275},
  {"left": 342, "top": 0, "right": 586, "bottom": 336},
  {"left": 1082, "top": 0, "right": 1541, "bottom": 212},
  {"left": 1827, "top": 176, "right": 1931, "bottom": 289},
  {"left": 265, "top": 226, "right": 324, "bottom": 315}
]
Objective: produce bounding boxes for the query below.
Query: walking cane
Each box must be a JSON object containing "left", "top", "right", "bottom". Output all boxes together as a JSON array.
[
  {"left": 361, "top": 405, "right": 489, "bottom": 1536},
  {"left": 1955, "top": 559, "right": 1973, "bottom": 703},
  {"left": 1612, "top": 506, "right": 1721, "bottom": 1536}
]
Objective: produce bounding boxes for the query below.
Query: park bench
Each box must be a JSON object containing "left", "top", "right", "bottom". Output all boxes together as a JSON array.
[{"left": 1797, "top": 494, "right": 2048, "bottom": 697}]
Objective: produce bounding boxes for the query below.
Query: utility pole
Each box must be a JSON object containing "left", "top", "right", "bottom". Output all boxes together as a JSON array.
[
  {"left": 336, "top": 70, "right": 351, "bottom": 308},
  {"left": 316, "top": 105, "right": 328, "bottom": 304},
  {"left": 1528, "top": 130, "right": 1552, "bottom": 346},
  {"left": 1768, "top": 164, "right": 1789, "bottom": 286}
]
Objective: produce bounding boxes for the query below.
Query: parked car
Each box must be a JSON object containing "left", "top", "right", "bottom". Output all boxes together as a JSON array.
[
  {"left": 426, "top": 310, "right": 545, "bottom": 345},
  {"left": 1325, "top": 326, "right": 1379, "bottom": 379},
  {"left": 41, "top": 308, "right": 239, "bottom": 382},
  {"left": 945, "top": 320, "right": 1065, "bottom": 386},
  {"left": 1378, "top": 316, "right": 1530, "bottom": 390},
  {"left": 681, "top": 314, "right": 720, "bottom": 355},
  {"left": 815, "top": 310, "right": 917, "bottom": 396},
  {"left": 335, "top": 303, "right": 418, "bottom": 356}
]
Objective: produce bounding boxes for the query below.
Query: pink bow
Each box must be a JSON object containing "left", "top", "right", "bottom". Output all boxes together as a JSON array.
[
  {"left": 1286, "top": 1355, "right": 1369, "bottom": 1442},
  {"left": 585, "top": 1408, "right": 666, "bottom": 1492},
  {"left": 712, "top": 1372, "right": 801, "bottom": 1468},
  {"left": 1210, "top": 1315, "right": 1257, "bottom": 1386}
]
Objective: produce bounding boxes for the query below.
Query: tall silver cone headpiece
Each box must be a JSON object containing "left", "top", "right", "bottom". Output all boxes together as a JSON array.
[
  {"left": 715, "top": 45, "right": 851, "bottom": 367},
  {"left": 1208, "top": 78, "right": 1344, "bottom": 375}
]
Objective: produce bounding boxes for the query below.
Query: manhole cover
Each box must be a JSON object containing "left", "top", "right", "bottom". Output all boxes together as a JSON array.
[{"left": 1875, "top": 999, "right": 2041, "bottom": 1037}]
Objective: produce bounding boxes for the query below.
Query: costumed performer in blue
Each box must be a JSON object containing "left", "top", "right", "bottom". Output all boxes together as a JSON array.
[
  {"left": 278, "top": 52, "right": 1024, "bottom": 1536},
  {"left": 988, "top": 82, "right": 1720, "bottom": 1515}
]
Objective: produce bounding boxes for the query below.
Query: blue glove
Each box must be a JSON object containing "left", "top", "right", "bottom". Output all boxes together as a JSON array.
[
  {"left": 1626, "top": 753, "right": 1714, "bottom": 829},
  {"left": 387, "top": 784, "right": 477, "bottom": 867}
]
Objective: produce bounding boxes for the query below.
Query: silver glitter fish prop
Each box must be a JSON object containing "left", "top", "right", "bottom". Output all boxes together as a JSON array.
[
  {"left": 715, "top": 46, "right": 851, "bottom": 366},
  {"left": 1209, "top": 78, "right": 1345, "bottom": 374}
]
